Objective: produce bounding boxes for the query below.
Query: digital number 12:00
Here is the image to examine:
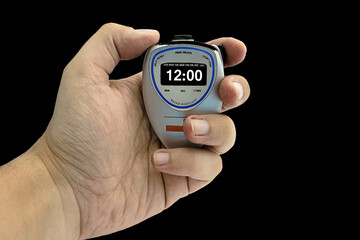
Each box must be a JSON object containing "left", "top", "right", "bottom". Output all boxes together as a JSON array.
[{"left": 166, "top": 69, "right": 203, "bottom": 81}]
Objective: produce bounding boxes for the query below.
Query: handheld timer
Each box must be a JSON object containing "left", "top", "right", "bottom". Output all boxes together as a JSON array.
[{"left": 142, "top": 35, "right": 225, "bottom": 148}]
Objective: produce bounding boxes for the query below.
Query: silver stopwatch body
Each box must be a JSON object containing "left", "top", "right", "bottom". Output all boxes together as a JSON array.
[{"left": 142, "top": 36, "right": 225, "bottom": 148}]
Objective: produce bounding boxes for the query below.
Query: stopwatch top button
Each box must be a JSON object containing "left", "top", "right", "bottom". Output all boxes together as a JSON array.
[{"left": 173, "top": 35, "right": 193, "bottom": 41}]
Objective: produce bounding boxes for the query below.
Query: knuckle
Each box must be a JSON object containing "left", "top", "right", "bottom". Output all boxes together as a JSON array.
[
  {"left": 214, "top": 155, "right": 223, "bottom": 175},
  {"left": 205, "top": 153, "right": 223, "bottom": 180},
  {"left": 100, "top": 22, "right": 118, "bottom": 31},
  {"left": 222, "top": 114, "right": 233, "bottom": 125},
  {"left": 221, "top": 115, "right": 236, "bottom": 135},
  {"left": 99, "top": 23, "right": 134, "bottom": 34},
  {"left": 197, "top": 150, "right": 223, "bottom": 180},
  {"left": 208, "top": 115, "right": 236, "bottom": 154}
]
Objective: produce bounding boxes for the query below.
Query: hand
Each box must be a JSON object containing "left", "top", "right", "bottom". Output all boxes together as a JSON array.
[{"left": 39, "top": 23, "right": 249, "bottom": 239}]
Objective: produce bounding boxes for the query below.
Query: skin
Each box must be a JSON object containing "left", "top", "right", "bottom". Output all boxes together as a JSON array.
[{"left": 0, "top": 23, "right": 250, "bottom": 240}]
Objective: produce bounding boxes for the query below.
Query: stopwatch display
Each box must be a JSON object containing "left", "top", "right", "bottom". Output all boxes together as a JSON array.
[{"left": 161, "top": 63, "right": 207, "bottom": 86}]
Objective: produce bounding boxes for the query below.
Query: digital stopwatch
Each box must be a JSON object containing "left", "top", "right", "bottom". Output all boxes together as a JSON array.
[{"left": 142, "top": 35, "right": 225, "bottom": 148}]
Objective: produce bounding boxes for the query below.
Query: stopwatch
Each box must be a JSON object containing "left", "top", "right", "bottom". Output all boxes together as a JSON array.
[{"left": 142, "top": 35, "right": 225, "bottom": 148}]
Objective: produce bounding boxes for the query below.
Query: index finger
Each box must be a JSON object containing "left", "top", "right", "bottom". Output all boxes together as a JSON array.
[{"left": 207, "top": 37, "right": 247, "bottom": 68}]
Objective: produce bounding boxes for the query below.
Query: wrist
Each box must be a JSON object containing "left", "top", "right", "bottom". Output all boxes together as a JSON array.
[
  {"left": 0, "top": 136, "right": 80, "bottom": 240},
  {"left": 34, "top": 136, "right": 81, "bottom": 240}
]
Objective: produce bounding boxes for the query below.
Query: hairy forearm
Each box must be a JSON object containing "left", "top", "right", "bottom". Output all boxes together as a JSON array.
[{"left": 0, "top": 138, "right": 79, "bottom": 240}]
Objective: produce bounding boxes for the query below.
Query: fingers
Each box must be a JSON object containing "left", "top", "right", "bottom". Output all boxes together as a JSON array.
[
  {"left": 207, "top": 37, "right": 247, "bottom": 67},
  {"left": 64, "top": 23, "right": 159, "bottom": 85},
  {"left": 151, "top": 148, "right": 223, "bottom": 206},
  {"left": 183, "top": 114, "right": 236, "bottom": 155},
  {"left": 219, "top": 75, "right": 250, "bottom": 112},
  {"left": 152, "top": 148, "right": 222, "bottom": 183},
  {"left": 151, "top": 113, "right": 236, "bottom": 201},
  {"left": 150, "top": 113, "right": 235, "bottom": 201},
  {"left": 207, "top": 37, "right": 250, "bottom": 111}
]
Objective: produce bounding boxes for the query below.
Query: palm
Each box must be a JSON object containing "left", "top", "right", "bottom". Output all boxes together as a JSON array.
[{"left": 46, "top": 73, "right": 180, "bottom": 237}]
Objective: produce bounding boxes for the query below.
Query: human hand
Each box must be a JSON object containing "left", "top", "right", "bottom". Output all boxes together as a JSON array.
[{"left": 38, "top": 23, "right": 249, "bottom": 239}]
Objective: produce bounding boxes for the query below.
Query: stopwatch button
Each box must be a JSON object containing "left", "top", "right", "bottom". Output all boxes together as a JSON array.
[
  {"left": 173, "top": 35, "right": 193, "bottom": 41},
  {"left": 166, "top": 125, "right": 184, "bottom": 132}
]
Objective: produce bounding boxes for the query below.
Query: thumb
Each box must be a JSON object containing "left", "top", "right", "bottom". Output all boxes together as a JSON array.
[{"left": 64, "top": 23, "right": 159, "bottom": 85}]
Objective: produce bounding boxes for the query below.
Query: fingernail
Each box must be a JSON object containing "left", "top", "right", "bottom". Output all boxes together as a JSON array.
[
  {"left": 191, "top": 119, "right": 210, "bottom": 136},
  {"left": 135, "top": 29, "right": 159, "bottom": 34},
  {"left": 233, "top": 82, "right": 244, "bottom": 100},
  {"left": 154, "top": 151, "right": 169, "bottom": 166}
]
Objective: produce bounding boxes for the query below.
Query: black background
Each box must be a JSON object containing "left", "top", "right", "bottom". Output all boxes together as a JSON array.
[{"left": 0, "top": 4, "right": 326, "bottom": 239}]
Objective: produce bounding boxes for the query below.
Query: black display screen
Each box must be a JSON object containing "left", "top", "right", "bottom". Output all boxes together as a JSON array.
[{"left": 161, "top": 63, "right": 207, "bottom": 86}]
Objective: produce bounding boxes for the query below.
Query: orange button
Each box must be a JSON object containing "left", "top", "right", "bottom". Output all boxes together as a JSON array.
[{"left": 166, "top": 125, "right": 184, "bottom": 132}]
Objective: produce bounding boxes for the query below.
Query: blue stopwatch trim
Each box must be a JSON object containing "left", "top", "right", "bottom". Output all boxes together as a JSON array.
[{"left": 151, "top": 47, "right": 215, "bottom": 109}]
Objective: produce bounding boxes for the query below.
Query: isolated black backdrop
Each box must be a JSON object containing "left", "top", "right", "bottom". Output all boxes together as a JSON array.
[{"left": 0, "top": 6, "right": 311, "bottom": 239}]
